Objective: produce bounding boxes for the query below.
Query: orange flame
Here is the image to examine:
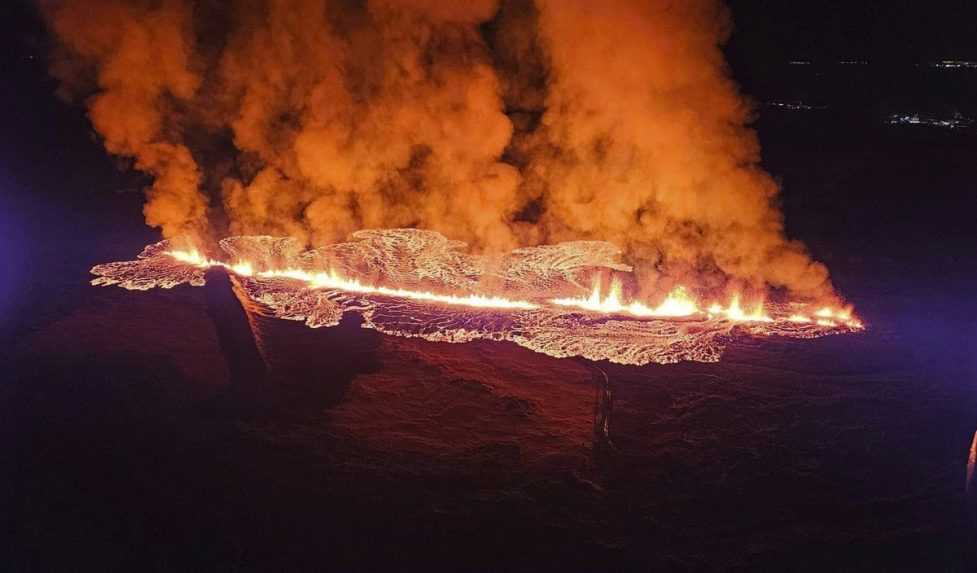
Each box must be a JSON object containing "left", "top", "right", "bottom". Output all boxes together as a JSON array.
[
  {"left": 707, "top": 294, "right": 773, "bottom": 323},
  {"left": 551, "top": 278, "right": 699, "bottom": 318}
]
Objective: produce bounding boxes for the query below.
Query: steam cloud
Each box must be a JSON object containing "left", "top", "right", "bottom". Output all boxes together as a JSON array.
[{"left": 43, "top": 0, "right": 837, "bottom": 302}]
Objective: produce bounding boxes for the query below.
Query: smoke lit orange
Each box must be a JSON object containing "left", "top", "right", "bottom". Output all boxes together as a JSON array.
[{"left": 47, "top": 0, "right": 843, "bottom": 305}]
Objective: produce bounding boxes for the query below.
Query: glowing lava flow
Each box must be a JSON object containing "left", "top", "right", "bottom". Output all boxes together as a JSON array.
[
  {"left": 166, "top": 248, "right": 862, "bottom": 329},
  {"left": 168, "top": 249, "right": 539, "bottom": 310},
  {"left": 88, "top": 233, "right": 867, "bottom": 366}
]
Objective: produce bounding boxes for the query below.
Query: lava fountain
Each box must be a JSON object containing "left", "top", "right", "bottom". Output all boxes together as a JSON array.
[{"left": 90, "top": 230, "right": 862, "bottom": 366}]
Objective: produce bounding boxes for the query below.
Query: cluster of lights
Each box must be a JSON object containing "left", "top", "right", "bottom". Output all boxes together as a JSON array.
[
  {"left": 765, "top": 101, "right": 827, "bottom": 111},
  {"left": 787, "top": 59, "right": 977, "bottom": 69},
  {"left": 926, "top": 60, "right": 977, "bottom": 69},
  {"left": 887, "top": 113, "right": 973, "bottom": 129}
]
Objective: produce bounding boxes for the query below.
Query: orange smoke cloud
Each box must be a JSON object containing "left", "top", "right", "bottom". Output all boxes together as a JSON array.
[
  {"left": 212, "top": 0, "right": 522, "bottom": 250},
  {"left": 43, "top": 0, "right": 839, "bottom": 303},
  {"left": 522, "top": 0, "right": 834, "bottom": 300},
  {"left": 45, "top": 0, "right": 207, "bottom": 242}
]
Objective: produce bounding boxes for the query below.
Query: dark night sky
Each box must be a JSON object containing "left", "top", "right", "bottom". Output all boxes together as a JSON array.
[
  {"left": 727, "top": 0, "right": 977, "bottom": 63},
  {"left": 6, "top": 1, "right": 977, "bottom": 92}
]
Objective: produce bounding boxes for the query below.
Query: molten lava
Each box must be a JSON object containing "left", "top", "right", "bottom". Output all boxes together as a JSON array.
[
  {"left": 169, "top": 248, "right": 539, "bottom": 310},
  {"left": 169, "top": 248, "right": 860, "bottom": 328},
  {"left": 90, "top": 231, "right": 864, "bottom": 366}
]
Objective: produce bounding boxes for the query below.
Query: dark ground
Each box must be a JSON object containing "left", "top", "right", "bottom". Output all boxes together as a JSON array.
[{"left": 3, "top": 2, "right": 977, "bottom": 571}]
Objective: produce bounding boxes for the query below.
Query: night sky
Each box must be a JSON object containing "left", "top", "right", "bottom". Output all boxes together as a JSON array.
[{"left": 727, "top": 0, "right": 977, "bottom": 64}]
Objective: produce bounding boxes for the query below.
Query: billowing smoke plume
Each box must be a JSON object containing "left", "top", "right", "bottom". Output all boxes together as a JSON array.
[
  {"left": 520, "top": 0, "right": 833, "bottom": 300},
  {"left": 42, "top": 0, "right": 836, "bottom": 302},
  {"left": 212, "top": 0, "right": 525, "bottom": 251},
  {"left": 46, "top": 0, "right": 207, "bottom": 242}
]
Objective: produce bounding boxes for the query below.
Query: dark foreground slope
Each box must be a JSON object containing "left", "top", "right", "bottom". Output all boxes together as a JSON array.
[{"left": 3, "top": 240, "right": 975, "bottom": 571}]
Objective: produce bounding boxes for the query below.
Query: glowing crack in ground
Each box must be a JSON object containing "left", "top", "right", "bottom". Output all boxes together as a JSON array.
[{"left": 91, "top": 230, "right": 862, "bottom": 366}]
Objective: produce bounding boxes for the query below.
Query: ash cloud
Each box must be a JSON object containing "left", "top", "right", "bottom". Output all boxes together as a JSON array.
[{"left": 42, "top": 0, "right": 837, "bottom": 302}]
